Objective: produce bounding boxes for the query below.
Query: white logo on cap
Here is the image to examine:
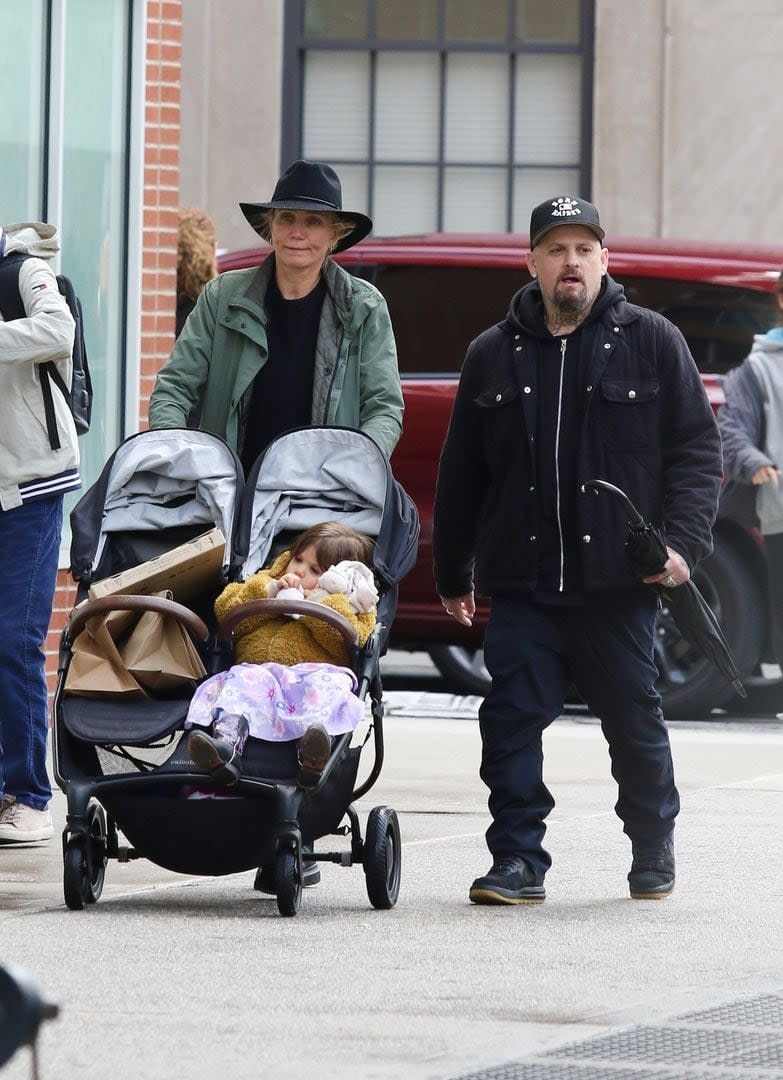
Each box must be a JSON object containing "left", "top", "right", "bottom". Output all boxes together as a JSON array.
[{"left": 550, "top": 197, "right": 582, "bottom": 219}]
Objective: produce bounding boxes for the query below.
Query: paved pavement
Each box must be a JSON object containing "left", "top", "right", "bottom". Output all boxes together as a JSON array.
[{"left": 1, "top": 655, "right": 782, "bottom": 1079}]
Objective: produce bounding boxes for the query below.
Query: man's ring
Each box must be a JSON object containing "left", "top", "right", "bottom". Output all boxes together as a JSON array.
[{"left": 664, "top": 574, "right": 677, "bottom": 587}]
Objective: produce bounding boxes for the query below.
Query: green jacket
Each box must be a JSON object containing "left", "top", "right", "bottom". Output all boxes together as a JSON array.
[{"left": 148, "top": 255, "right": 404, "bottom": 458}]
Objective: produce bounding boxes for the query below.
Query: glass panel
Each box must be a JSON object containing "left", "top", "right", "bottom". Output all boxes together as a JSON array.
[
  {"left": 61, "top": 0, "right": 130, "bottom": 490},
  {"left": 376, "top": 53, "right": 439, "bottom": 162},
  {"left": 514, "top": 54, "right": 581, "bottom": 163},
  {"left": 445, "top": 53, "right": 509, "bottom": 163},
  {"left": 364, "top": 265, "right": 527, "bottom": 373},
  {"left": 373, "top": 166, "right": 438, "bottom": 235},
  {"left": 443, "top": 167, "right": 507, "bottom": 231},
  {"left": 512, "top": 167, "right": 580, "bottom": 232},
  {"left": 376, "top": 0, "right": 437, "bottom": 39},
  {"left": 304, "top": 0, "right": 367, "bottom": 38},
  {"left": 0, "top": 0, "right": 46, "bottom": 219},
  {"left": 444, "top": 0, "right": 508, "bottom": 41},
  {"left": 303, "top": 51, "right": 370, "bottom": 161},
  {"left": 620, "top": 279, "right": 776, "bottom": 376},
  {"left": 517, "top": 0, "right": 581, "bottom": 44}
]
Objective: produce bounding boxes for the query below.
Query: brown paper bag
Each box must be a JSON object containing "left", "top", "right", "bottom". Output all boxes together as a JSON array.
[
  {"left": 65, "top": 607, "right": 149, "bottom": 698},
  {"left": 120, "top": 602, "right": 206, "bottom": 691},
  {"left": 65, "top": 591, "right": 206, "bottom": 698}
]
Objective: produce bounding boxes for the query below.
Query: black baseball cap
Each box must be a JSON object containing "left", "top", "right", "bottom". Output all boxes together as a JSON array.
[{"left": 529, "top": 196, "right": 605, "bottom": 248}]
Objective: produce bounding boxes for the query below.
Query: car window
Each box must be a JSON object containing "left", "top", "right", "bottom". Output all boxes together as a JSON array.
[
  {"left": 619, "top": 277, "right": 776, "bottom": 375},
  {"left": 350, "top": 263, "right": 776, "bottom": 378},
  {"left": 352, "top": 264, "right": 530, "bottom": 375}
]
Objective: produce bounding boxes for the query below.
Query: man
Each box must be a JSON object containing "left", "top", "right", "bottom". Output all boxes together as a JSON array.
[
  {"left": 0, "top": 222, "right": 78, "bottom": 843},
  {"left": 433, "top": 196, "right": 722, "bottom": 904}
]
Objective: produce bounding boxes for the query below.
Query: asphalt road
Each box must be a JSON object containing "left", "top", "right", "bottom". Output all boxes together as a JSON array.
[{"left": 1, "top": 652, "right": 782, "bottom": 1079}]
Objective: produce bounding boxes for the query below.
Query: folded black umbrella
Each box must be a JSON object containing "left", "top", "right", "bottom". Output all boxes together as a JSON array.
[{"left": 584, "top": 479, "right": 746, "bottom": 698}]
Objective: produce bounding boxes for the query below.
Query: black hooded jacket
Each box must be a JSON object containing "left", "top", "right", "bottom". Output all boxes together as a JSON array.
[{"left": 433, "top": 274, "right": 723, "bottom": 600}]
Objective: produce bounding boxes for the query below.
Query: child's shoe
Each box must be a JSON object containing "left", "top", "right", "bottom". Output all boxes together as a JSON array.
[
  {"left": 297, "top": 723, "right": 332, "bottom": 788},
  {"left": 187, "top": 713, "right": 249, "bottom": 786}
]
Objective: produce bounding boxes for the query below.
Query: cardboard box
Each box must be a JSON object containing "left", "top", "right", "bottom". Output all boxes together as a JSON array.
[{"left": 88, "top": 527, "right": 226, "bottom": 604}]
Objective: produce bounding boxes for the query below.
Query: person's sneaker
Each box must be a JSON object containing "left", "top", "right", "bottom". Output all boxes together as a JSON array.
[
  {"left": 297, "top": 723, "right": 332, "bottom": 787},
  {"left": 0, "top": 793, "right": 15, "bottom": 813},
  {"left": 628, "top": 837, "right": 675, "bottom": 899},
  {"left": 187, "top": 730, "right": 241, "bottom": 786},
  {"left": 0, "top": 802, "right": 54, "bottom": 844},
  {"left": 253, "top": 858, "right": 321, "bottom": 894},
  {"left": 469, "top": 857, "right": 545, "bottom": 905}
]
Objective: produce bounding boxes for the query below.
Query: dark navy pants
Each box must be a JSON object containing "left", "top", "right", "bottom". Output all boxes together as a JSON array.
[
  {"left": 479, "top": 593, "right": 679, "bottom": 880},
  {"left": 0, "top": 495, "right": 62, "bottom": 810}
]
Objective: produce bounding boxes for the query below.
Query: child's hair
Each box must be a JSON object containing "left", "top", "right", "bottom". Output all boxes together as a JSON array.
[{"left": 288, "top": 521, "right": 374, "bottom": 570}]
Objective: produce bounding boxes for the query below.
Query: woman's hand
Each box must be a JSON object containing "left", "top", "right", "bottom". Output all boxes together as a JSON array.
[{"left": 752, "top": 464, "right": 781, "bottom": 486}]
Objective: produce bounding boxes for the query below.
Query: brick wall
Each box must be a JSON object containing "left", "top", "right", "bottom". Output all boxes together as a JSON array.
[{"left": 46, "top": 0, "right": 181, "bottom": 695}]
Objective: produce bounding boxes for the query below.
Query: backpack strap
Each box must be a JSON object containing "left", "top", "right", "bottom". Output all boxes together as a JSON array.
[{"left": 40, "top": 362, "right": 68, "bottom": 450}]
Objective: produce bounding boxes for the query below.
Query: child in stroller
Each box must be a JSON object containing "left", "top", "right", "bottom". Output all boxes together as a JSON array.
[{"left": 185, "top": 521, "right": 379, "bottom": 788}]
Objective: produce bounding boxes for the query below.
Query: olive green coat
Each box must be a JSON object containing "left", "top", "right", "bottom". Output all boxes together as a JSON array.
[{"left": 148, "top": 255, "right": 404, "bottom": 458}]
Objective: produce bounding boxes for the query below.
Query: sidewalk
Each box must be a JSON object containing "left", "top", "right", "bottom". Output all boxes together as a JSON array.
[{"left": 1, "top": 708, "right": 782, "bottom": 1078}]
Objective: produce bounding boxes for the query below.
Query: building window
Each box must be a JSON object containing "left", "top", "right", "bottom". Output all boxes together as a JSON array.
[
  {"left": 0, "top": 1, "right": 48, "bottom": 220},
  {"left": 0, "top": 0, "right": 133, "bottom": 553},
  {"left": 283, "top": 0, "right": 593, "bottom": 235},
  {"left": 61, "top": 0, "right": 132, "bottom": 491}
]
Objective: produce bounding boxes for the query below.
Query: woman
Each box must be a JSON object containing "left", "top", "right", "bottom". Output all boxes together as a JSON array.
[
  {"left": 175, "top": 206, "right": 217, "bottom": 338},
  {"left": 718, "top": 269, "right": 783, "bottom": 668},
  {"left": 149, "top": 160, "right": 403, "bottom": 473}
]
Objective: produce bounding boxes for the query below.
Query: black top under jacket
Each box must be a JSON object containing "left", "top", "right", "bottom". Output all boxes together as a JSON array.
[{"left": 240, "top": 277, "right": 326, "bottom": 475}]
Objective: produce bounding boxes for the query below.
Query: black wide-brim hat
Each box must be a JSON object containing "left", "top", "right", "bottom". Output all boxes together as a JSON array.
[{"left": 240, "top": 159, "right": 373, "bottom": 254}]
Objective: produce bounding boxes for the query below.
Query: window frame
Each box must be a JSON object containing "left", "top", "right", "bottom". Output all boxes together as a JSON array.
[{"left": 281, "top": 0, "right": 595, "bottom": 232}]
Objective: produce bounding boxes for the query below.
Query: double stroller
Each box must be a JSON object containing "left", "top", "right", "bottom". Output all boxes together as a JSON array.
[{"left": 53, "top": 426, "right": 419, "bottom": 916}]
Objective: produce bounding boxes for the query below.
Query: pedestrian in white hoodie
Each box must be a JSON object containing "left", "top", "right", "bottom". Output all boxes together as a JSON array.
[{"left": 0, "top": 222, "right": 78, "bottom": 844}]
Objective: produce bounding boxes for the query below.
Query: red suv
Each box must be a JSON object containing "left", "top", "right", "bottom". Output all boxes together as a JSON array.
[{"left": 220, "top": 235, "right": 783, "bottom": 719}]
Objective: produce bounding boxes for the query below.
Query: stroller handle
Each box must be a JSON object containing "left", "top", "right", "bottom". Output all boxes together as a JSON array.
[
  {"left": 66, "top": 593, "right": 210, "bottom": 645},
  {"left": 218, "top": 598, "right": 359, "bottom": 650}
]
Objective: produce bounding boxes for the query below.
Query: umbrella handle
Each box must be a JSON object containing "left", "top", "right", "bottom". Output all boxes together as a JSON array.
[{"left": 582, "top": 479, "right": 646, "bottom": 527}]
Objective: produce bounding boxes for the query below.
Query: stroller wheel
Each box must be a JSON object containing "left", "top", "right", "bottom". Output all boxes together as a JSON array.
[
  {"left": 364, "top": 806, "right": 401, "bottom": 909},
  {"left": 275, "top": 849, "right": 302, "bottom": 917},
  {"left": 63, "top": 802, "right": 107, "bottom": 910}
]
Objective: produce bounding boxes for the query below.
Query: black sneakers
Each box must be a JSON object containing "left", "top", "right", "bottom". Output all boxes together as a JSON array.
[
  {"left": 628, "top": 837, "right": 675, "bottom": 899},
  {"left": 469, "top": 857, "right": 546, "bottom": 905}
]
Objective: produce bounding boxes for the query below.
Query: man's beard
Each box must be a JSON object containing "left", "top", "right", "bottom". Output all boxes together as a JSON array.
[{"left": 552, "top": 280, "right": 589, "bottom": 316}]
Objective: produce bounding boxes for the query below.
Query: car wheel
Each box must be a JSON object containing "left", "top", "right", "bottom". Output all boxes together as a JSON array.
[
  {"left": 429, "top": 534, "right": 762, "bottom": 720},
  {"left": 653, "top": 533, "right": 762, "bottom": 719},
  {"left": 429, "top": 644, "right": 491, "bottom": 694}
]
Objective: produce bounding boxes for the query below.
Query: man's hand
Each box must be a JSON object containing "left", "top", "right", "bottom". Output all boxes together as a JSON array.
[
  {"left": 642, "top": 547, "right": 690, "bottom": 589},
  {"left": 440, "top": 592, "right": 475, "bottom": 627},
  {"left": 752, "top": 464, "right": 781, "bottom": 486}
]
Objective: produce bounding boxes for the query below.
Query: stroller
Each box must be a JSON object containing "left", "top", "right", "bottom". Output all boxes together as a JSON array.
[{"left": 53, "top": 426, "right": 419, "bottom": 916}]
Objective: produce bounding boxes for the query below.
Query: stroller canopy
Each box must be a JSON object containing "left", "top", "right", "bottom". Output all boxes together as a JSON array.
[
  {"left": 71, "top": 429, "right": 244, "bottom": 583},
  {"left": 240, "top": 427, "right": 419, "bottom": 588}
]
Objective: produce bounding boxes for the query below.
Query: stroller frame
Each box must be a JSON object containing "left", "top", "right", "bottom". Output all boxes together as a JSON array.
[{"left": 53, "top": 426, "right": 417, "bottom": 917}]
